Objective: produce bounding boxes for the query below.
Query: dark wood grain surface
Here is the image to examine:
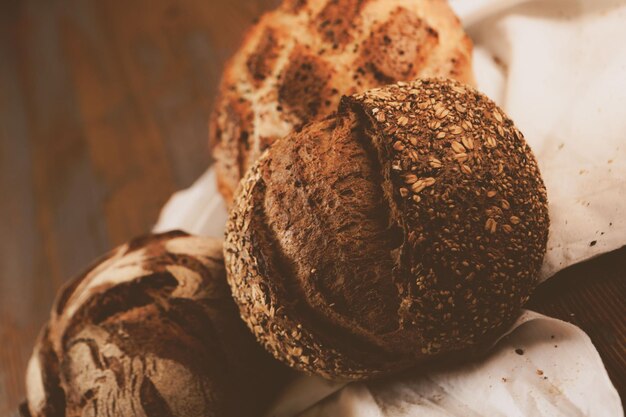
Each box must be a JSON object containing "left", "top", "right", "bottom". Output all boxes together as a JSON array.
[{"left": 0, "top": 0, "right": 623, "bottom": 414}]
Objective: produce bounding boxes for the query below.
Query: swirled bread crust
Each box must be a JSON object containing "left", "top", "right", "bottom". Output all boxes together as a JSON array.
[{"left": 23, "top": 231, "right": 290, "bottom": 417}]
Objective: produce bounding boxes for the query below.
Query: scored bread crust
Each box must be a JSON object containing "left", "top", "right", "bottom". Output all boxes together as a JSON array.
[
  {"left": 24, "top": 232, "right": 290, "bottom": 417},
  {"left": 224, "top": 79, "right": 549, "bottom": 380},
  {"left": 210, "top": 0, "right": 474, "bottom": 204}
]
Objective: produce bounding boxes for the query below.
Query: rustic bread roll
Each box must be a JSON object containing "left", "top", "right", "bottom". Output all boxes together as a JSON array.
[
  {"left": 225, "top": 79, "right": 550, "bottom": 380},
  {"left": 22, "top": 231, "right": 290, "bottom": 417},
  {"left": 210, "top": 0, "right": 474, "bottom": 204}
]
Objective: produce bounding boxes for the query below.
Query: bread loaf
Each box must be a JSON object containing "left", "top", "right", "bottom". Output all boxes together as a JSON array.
[
  {"left": 210, "top": 0, "right": 474, "bottom": 203},
  {"left": 225, "top": 79, "right": 549, "bottom": 380},
  {"left": 23, "top": 231, "right": 290, "bottom": 417}
]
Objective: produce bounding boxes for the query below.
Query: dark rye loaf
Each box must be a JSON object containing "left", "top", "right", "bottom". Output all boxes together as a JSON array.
[
  {"left": 210, "top": 0, "right": 474, "bottom": 204},
  {"left": 224, "top": 79, "right": 550, "bottom": 380},
  {"left": 22, "top": 231, "right": 290, "bottom": 417}
]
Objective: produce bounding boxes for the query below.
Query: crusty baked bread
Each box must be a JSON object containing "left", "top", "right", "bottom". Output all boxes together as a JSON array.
[
  {"left": 22, "top": 231, "right": 290, "bottom": 417},
  {"left": 225, "top": 79, "right": 549, "bottom": 380},
  {"left": 210, "top": 0, "right": 474, "bottom": 204}
]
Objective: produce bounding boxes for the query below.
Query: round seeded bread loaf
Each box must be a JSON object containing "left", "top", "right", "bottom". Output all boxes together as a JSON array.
[
  {"left": 224, "top": 79, "right": 550, "bottom": 380},
  {"left": 22, "top": 231, "right": 290, "bottom": 417},
  {"left": 210, "top": 0, "right": 474, "bottom": 204}
]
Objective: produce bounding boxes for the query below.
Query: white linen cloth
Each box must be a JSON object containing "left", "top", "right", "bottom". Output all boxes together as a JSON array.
[
  {"left": 154, "top": 0, "right": 626, "bottom": 414},
  {"left": 297, "top": 311, "right": 621, "bottom": 417}
]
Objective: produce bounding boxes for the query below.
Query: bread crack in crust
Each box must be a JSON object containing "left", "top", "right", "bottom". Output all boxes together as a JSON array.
[
  {"left": 225, "top": 79, "right": 549, "bottom": 380},
  {"left": 210, "top": 0, "right": 474, "bottom": 204}
]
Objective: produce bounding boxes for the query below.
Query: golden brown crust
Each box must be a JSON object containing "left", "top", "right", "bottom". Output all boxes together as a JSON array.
[
  {"left": 277, "top": 45, "right": 336, "bottom": 121},
  {"left": 245, "top": 27, "right": 281, "bottom": 86},
  {"left": 211, "top": 0, "right": 475, "bottom": 204},
  {"left": 358, "top": 7, "right": 440, "bottom": 83},
  {"left": 25, "top": 232, "right": 291, "bottom": 417},
  {"left": 225, "top": 79, "right": 550, "bottom": 380},
  {"left": 315, "top": 0, "right": 369, "bottom": 47}
]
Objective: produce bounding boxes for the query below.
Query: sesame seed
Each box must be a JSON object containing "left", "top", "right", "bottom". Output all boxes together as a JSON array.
[
  {"left": 487, "top": 190, "right": 497, "bottom": 198},
  {"left": 429, "top": 120, "right": 442, "bottom": 130},
  {"left": 411, "top": 180, "right": 426, "bottom": 193},
  {"left": 485, "top": 136, "right": 497, "bottom": 148},
  {"left": 418, "top": 100, "right": 430, "bottom": 110},
  {"left": 393, "top": 141, "right": 405, "bottom": 151},
  {"left": 435, "top": 105, "right": 450, "bottom": 119},
  {"left": 462, "top": 136, "right": 474, "bottom": 150},
  {"left": 423, "top": 177, "right": 436, "bottom": 186},
  {"left": 405, "top": 174, "right": 418, "bottom": 184},
  {"left": 429, "top": 157, "right": 442, "bottom": 168},
  {"left": 448, "top": 126, "right": 462, "bottom": 136},
  {"left": 454, "top": 152, "right": 468, "bottom": 162},
  {"left": 451, "top": 141, "right": 466, "bottom": 153}
]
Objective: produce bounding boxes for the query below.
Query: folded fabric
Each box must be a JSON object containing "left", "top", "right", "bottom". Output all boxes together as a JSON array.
[{"left": 295, "top": 312, "right": 622, "bottom": 417}]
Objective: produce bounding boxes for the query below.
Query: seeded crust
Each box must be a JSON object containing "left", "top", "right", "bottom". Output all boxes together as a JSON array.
[
  {"left": 210, "top": 0, "right": 474, "bottom": 204},
  {"left": 24, "top": 231, "right": 291, "bottom": 417},
  {"left": 224, "top": 79, "right": 550, "bottom": 380}
]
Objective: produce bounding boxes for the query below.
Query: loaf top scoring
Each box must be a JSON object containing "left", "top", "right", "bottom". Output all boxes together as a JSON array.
[
  {"left": 25, "top": 232, "right": 289, "bottom": 417},
  {"left": 225, "top": 79, "right": 550, "bottom": 380},
  {"left": 210, "top": 0, "right": 474, "bottom": 203}
]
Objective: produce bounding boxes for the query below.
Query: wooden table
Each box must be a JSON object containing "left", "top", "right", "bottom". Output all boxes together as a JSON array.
[{"left": 0, "top": 0, "right": 623, "bottom": 414}]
